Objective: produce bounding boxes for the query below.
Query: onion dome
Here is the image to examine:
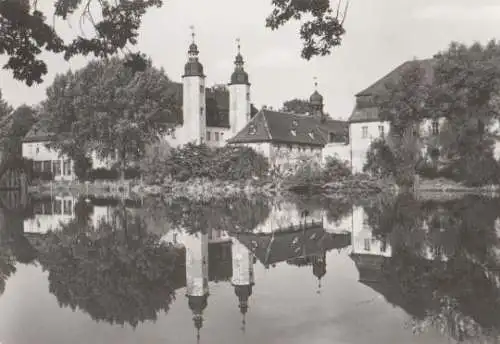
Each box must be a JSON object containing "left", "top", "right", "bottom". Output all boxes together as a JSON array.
[
  {"left": 188, "top": 294, "right": 208, "bottom": 315},
  {"left": 234, "top": 284, "right": 253, "bottom": 314},
  {"left": 310, "top": 90, "right": 324, "bottom": 105},
  {"left": 183, "top": 27, "right": 204, "bottom": 77},
  {"left": 229, "top": 38, "right": 250, "bottom": 85}
]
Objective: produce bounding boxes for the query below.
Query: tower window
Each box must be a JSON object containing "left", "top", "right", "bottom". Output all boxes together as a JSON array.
[
  {"left": 362, "top": 126, "right": 368, "bottom": 139},
  {"left": 200, "top": 107, "right": 204, "bottom": 116},
  {"left": 246, "top": 92, "right": 250, "bottom": 101},
  {"left": 200, "top": 85, "right": 204, "bottom": 94},
  {"left": 215, "top": 132, "right": 219, "bottom": 141},
  {"left": 431, "top": 119, "right": 439, "bottom": 135},
  {"left": 206, "top": 131, "right": 211, "bottom": 141}
]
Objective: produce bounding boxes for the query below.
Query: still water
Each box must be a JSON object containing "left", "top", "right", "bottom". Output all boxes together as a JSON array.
[{"left": 0, "top": 191, "right": 500, "bottom": 344}]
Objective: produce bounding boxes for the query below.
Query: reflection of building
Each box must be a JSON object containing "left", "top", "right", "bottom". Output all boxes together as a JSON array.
[
  {"left": 350, "top": 206, "right": 391, "bottom": 258},
  {"left": 231, "top": 237, "right": 255, "bottom": 331},
  {"left": 23, "top": 195, "right": 76, "bottom": 233}
]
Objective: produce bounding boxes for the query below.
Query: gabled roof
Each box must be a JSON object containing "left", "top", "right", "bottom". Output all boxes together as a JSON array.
[
  {"left": 349, "top": 58, "right": 435, "bottom": 123},
  {"left": 23, "top": 119, "right": 53, "bottom": 143},
  {"left": 227, "top": 109, "right": 327, "bottom": 147},
  {"left": 235, "top": 225, "right": 350, "bottom": 267}
]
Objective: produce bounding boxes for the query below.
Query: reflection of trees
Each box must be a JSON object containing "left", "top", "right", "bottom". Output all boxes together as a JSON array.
[
  {"left": 290, "top": 195, "right": 354, "bottom": 223},
  {"left": 0, "top": 250, "right": 16, "bottom": 296},
  {"left": 163, "top": 196, "right": 271, "bottom": 233},
  {"left": 34, "top": 201, "right": 180, "bottom": 327},
  {"left": 364, "top": 193, "right": 500, "bottom": 342}
]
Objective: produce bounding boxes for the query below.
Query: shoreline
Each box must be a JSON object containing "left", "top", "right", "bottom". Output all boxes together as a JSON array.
[{"left": 27, "top": 177, "right": 500, "bottom": 200}]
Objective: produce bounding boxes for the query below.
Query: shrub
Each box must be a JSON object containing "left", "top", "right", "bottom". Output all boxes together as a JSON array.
[
  {"left": 73, "top": 154, "right": 93, "bottom": 181},
  {"left": 142, "top": 143, "right": 269, "bottom": 183},
  {"left": 363, "top": 139, "right": 395, "bottom": 178},
  {"left": 322, "top": 156, "right": 351, "bottom": 181}
]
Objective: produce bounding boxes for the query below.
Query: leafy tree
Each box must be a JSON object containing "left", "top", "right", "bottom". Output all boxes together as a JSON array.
[
  {"left": 281, "top": 98, "right": 313, "bottom": 114},
  {"left": 428, "top": 40, "right": 500, "bottom": 186},
  {"left": 0, "top": 89, "right": 13, "bottom": 136},
  {"left": 34, "top": 202, "right": 180, "bottom": 327},
  {"left": 0, "top": 104, "right": 37, "bottom": 159},
  {"left": 43, "top": 57, "right": 179, "bottom": 179},
  {"left": 1, "top": 0, "right": 348, "bottom": 86}
]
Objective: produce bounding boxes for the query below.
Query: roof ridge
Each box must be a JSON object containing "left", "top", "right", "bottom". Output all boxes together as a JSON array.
[{"left": 262, "top": 110, "right": 274, "bottom": 141}]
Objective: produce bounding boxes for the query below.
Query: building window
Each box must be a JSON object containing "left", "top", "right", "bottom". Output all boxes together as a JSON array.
[
  {"left": 362, "top": 126, "right": 368, "bottom": 139},
  {"left": 63, "top": 199, "right": 72, "bottom": 215},
  {"left": 63, "top": 160, "right": 72, "bottom": 176},
  {"left": 431, "top": 119, "right": 439, "bottom": 135},
  {"left": 329, "top": 132, "right": 335, "bottom": 143},
  {"left": 200, "top": 107, "right": 204, "bottom": 116},
  {"left": 53, "top": 161, "right": 61, "bottom": 176},
  {"left": 248, "top": 124, "right": 257, "bottom": 135},
  {"left": 42, "top": 161, "right": 51, "bottom": 172},
  {"left": 220, "top": 132, "right": 224, "bottom": 140},
  {"left": 215, "top": 132, "right": 219, "bottom": 141},
  {"left": 206, "top": 131, "right": 211, "bottom": 141},
  {"left": 379, "top": 125, "right": 384, "bottom": 138},
  {"left": 246, "top": 92, "right": 250, "bottom": 101},
  {"left": 200, "top": 85, "right": 204, "bottom": 94},
  {"left": 54, "top": 199, "right": 62, "bottom": 215},
  {"left": 364, "top": 238, "right": 371, "bottom": 251},
  {"left": 33, "top": 161, "right": 42, "bottom": 172}
]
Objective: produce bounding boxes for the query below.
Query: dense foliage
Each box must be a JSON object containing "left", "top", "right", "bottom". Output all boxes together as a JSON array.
[
  {"left": 287, "top": 155, "right": 351, "bottom": 185},
  {"left": 362, "top": 194, "right": 500, "bottom": 341},
  {"left": 35, "top": 204, "right": 180, "bottom": 327},
  {"left": 1, "top": 0, "right": 347, "bottom": 85},
  {"left": 42, "top": 57, "right": 179, "bottom": 179},
  {"left": 142, "top": 143, "right": 269, "bottom": 183}
]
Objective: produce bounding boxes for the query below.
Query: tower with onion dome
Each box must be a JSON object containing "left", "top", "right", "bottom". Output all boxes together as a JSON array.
[
  {"left": 231, "top": 237, "right": 255, "bottom": 332},
  {"left": 310, "top": 77, "right": 326, "bottom": 123},
  {"left": 228, "top": 38, "right": 251, "bottom": 138},
  {"left": 185, "top": 230, "right": 210, "bottom": 343},
  {"left": 182, "top": 26, "right": 207, "bottom": 145}
]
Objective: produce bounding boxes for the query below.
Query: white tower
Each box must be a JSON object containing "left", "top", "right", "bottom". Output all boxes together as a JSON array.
[
  {"left": 182, "top": 26, "right": 207, "bottom": 145},
  {"left": 231, "top": 237, "right": 255, "bottom": 332},
  {"left": 185, "top": 230, "right": 209, "bottom": 343},
  {"left": 228, "top": 38, "right": 251, "bottom": 138}
]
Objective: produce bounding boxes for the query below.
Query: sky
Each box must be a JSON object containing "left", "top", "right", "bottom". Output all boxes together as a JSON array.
[{"left": 2, "top": 0, "right": 500, "bottom": 120}]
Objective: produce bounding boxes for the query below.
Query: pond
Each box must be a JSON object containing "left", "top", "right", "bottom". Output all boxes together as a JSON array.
[{"left": 0, "top": 191, "right": 499, "bottom": 344}]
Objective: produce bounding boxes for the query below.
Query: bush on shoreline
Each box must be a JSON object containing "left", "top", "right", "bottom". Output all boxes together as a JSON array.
[
  {"left": 141, "top": 143, "right": 269, "bottom": 184},
  {"left": 286, "top": 156, "right": 352, "bottom": 186}
]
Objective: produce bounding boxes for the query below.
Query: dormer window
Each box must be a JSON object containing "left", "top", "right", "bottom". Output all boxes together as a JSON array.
[
  {"left": 290, "top": 129, "right": 297, "bottom": 136},
  {"left": 292, "top": 120, "right": 298, "bottom": 128},
  {"left": 309, "top": 132, "right": 315, "bottom": 140},
  {"left": 248, "top": 124, "right": 257, "bottom": 135}
]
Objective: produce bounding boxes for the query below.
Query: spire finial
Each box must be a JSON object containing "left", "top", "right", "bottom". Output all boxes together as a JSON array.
[
  {"left": 190, "top": 25, "right": 195, "bottom": 43},
  {"left": 313, "top": 76, "right": 318, "bottom": 89},
  {"left": 241, "top": 313, "right": 246, "bottom": 333},
  {"left": 236, "top": 38, "right": 241, "bottom": 54}
]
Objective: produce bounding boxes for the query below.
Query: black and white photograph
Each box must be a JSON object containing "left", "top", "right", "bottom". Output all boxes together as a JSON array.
[{"left": 1, "top": 0, "right": 500, "bottom": 343}]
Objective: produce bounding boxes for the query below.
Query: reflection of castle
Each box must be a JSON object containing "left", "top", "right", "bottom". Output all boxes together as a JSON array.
[{"left": 23, "top": 195, "right": 75, "bottom": 233}]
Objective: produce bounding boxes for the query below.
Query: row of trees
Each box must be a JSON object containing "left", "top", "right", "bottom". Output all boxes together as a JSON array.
[{"left": 363, "top": 40, "right": 500, "bottom": 187}]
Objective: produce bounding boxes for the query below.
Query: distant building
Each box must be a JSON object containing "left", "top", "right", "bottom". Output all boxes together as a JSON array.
[{"left": 348, "top": 58, "right": 500, "bottom": 173}]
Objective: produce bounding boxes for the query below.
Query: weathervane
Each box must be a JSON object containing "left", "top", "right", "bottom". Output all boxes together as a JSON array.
[
  {"left": 313, "top": 76, "right": 318, "bottom": 89},
  {"left": 190, "top": 25, "right": 195, "bottom": 43}
]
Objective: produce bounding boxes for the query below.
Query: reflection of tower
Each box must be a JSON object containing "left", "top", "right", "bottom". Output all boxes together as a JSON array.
[
  {"left": 312, "top": 253, "right": 327, "bottom": 294},
  {"left": 185, "top": 230, "right": 209, "bottom": 343},
  {"left": 231, "top": 238, "right": 255, "bottom": 332}
]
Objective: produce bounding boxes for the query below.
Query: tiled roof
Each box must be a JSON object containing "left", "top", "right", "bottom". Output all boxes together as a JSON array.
[
  {"left": 349, "top": 58, "right": 435, "bottom": 123},
  {"left": 236, "top": 226, "right": 350, "bottom": 267},
  {"left": 23, "top": 119, "right": 53, "bottom": 142},
  {"left": 315, "top": 118, "right": 349, "bottom": 143},
  {"left": 227, "top": 109, "right": 328, "bottom": 147}
]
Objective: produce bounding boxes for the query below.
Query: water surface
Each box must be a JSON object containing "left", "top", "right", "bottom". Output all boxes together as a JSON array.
[{"left": 0, "top": 192, "right": 499, "bottom": 344}]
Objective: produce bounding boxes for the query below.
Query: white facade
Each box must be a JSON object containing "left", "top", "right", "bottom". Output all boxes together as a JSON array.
[
  {"left": 184, "top": 231, "right": 210, "bottom": 297},
  {"left": 349, "top": 121, "right": 390, "bottom": 174},
  {"left": 322, "top": 142, "right": 351, "bottom": 165},
  {"left": 206, "top": 127, "right": 231, "bottom": 147},
  {"left": 22, "top": 141, "right": 116, "bottom": 181},
  {"left": 23, "top": 195, "right": 76, "bottom": 233},
  {"left": 231, "top": 238, "right": 254, "bottom": 286},
  {"left": 350, "top": 206, "right": 392, "bottom": 257},
  {"left": 229, "top": 84, "right": 251, "bottom": 138}
]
